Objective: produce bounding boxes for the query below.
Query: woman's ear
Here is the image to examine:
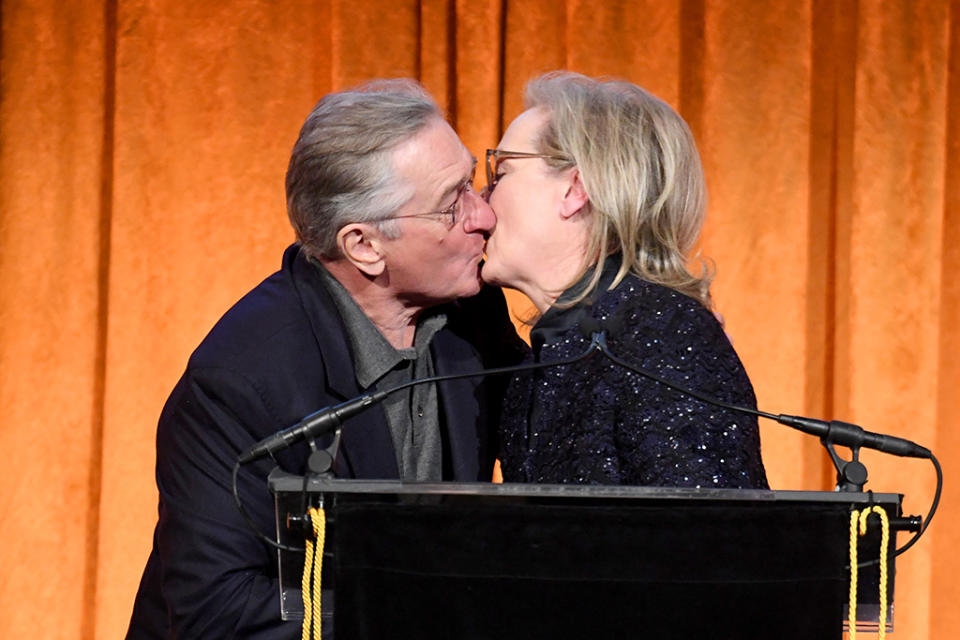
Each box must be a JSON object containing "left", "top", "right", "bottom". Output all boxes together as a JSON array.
[
  {"left": 560, "top": 168, "right": 589, "bottom": 219},
  {"left": 336, "top": 223, "right": 386, "bottom": 277}
]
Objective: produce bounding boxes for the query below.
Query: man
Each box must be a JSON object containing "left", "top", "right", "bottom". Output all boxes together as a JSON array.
[{"left": 127, "top": 80, "right": 523, "bottom": 638}]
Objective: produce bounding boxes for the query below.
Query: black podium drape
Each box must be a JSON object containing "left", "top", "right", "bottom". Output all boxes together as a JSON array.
[{"left": 334, "top": 501, "right": 850, "bottom": 638}]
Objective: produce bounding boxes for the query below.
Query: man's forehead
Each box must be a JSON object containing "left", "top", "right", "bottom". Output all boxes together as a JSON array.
[
  {"left": 435, "top": 123, "right": 474, "bottom": 172},
  {"left": 393, "top": 121, "right": 473, "bottom": 185}
]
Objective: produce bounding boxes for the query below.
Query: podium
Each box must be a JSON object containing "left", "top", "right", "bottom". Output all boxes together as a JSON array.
[{"left": 269, "top": 472, "right": 901, "bottom": 639}]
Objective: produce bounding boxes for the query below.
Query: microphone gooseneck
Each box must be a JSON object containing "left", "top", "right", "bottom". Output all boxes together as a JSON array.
[
  {"left": 248, "top": 308, "right": 933, "bottom": 467},
  {"left": 582, "top": 310, "right": 940, "bottom": 560},
  {"left": 585, "top": 312, "right": 931, "bottom": 461},
  {"left": 236, "top": 331, "right": 606, "bottom": 465},
  {"left": 234, "top": 309, "right": 940, "bottom": 561}
]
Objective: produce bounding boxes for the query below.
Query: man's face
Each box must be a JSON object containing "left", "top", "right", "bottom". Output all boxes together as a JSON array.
[{"left": 379, "top": 118, "right": 495, "bottom": 306}]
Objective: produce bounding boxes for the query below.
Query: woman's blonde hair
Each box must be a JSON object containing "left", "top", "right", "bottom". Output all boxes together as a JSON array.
[{"left": 526, "top": 71, "right": 713, "bottom": 308}]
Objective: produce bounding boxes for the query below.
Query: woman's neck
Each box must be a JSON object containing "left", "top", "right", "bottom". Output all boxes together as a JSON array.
[{"left": 523, "top": 250, "right": 591, "bottom": 314}]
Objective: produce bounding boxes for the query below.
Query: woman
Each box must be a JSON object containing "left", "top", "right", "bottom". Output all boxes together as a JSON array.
[{"left": 482, "top": 71, "right": 768, "bottom": 488}]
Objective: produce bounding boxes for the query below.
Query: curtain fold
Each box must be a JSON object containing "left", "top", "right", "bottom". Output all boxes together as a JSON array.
[
  {"left": 0, "top": 1, "right": 109, "bottom": 637},
  {"left": 1, "top": 1, "right": 956, "bottom": 637}
]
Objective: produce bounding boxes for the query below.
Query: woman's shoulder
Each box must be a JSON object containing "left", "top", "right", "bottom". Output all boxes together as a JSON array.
[
  {"left": 592, "top": 275, "right": 754, "bottom": 398},
  {"left": 593, "top": 275, "right": 721, "bottom": 336}
]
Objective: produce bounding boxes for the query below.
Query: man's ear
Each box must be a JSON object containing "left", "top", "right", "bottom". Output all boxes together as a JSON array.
[
  {"left": 560, "top": 168, "right": 589, "bottom": 219},
  {"left": 336, "top": 223, "right": 386, "bottom": 277}
]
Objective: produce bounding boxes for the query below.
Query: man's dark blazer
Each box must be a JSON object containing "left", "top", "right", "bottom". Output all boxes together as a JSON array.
[{"left": 126, "top": 244, "right": 524, "bottom": 638}]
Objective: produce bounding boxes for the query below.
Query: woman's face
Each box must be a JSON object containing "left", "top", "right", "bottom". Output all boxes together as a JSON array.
[{"left": 481, "top": 107, "right": 588, "bottom": 308}]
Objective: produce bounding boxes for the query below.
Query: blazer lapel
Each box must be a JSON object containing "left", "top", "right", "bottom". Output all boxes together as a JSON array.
[{"left": 287, "top": 246, "right": 399, "bottom": 479}]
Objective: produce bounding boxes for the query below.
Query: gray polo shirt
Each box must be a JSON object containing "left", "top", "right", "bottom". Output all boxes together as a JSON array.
[{"left": 313, "top": 262, "right": 446, "bottom": 481}]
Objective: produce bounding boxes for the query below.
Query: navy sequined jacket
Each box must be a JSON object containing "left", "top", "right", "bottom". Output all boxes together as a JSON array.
[{"left": 499, "top": 260, "right": 769, "bottom": 489}]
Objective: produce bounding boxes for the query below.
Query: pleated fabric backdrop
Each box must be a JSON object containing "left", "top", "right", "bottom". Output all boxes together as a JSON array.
[{"left": 1, "top": 0, "right": 957, "bottom": 637}]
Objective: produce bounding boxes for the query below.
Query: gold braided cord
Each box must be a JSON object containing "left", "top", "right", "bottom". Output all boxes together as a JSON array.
[
  {"left": 877, "top": 512, "right": 890, "bottom": 638},
  {"left": 859, "top": 507, "right": 890, "bottom": 639},
  {"left": 849, "top": 506, "right": 891, "bottom": 640},
  {"left": 310, "top": 507, "right": 326, "bottom": 640},
  {"left": 849, "top": 511, "right": 859, "bottom": 638},
  {"left": 299, "top": 507, "right": 327, "bottom": 640},
  {"left": 301, "top": 532, "right": 315, "bottom": 640}
]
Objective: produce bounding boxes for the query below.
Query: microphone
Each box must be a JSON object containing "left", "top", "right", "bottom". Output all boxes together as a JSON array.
[
  {"left": 774, "top": 415, "right": 930, "bottom": 459},
  {"left": 238, "top": 391, "right": 389, "bottom": 464},
  {"left": 582, "top": 311, "right": 931, "bottom": 460},
  {"left": 237, "top": 331, "right": 606, "bottom": 465}
]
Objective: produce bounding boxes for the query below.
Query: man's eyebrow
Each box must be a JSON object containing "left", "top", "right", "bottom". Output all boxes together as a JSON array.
[{"left": 437, "top": 157, "right": 477, "bottom": 203}]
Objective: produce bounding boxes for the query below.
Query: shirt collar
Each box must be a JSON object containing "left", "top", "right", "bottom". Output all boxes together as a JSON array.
[{"left": 312, "top": 260, "right": 447, "bottom": 389}]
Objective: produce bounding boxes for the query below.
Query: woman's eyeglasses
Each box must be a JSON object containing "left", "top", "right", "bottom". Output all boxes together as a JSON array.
[{"left": 484, "top": 149, "right": 569, "bottom": 197}]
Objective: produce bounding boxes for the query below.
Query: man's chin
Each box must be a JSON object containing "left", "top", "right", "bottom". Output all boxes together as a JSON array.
[
  {"left": 445, "top": 266, "right": 483, "bottom": 300},
  {"left": 463, "top": 273, "right": 483, "bottom": 297}
]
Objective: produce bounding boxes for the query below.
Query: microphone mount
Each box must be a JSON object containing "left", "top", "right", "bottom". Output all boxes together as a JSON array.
[{"left": 770, "top": 414, "right": 931, "bottom": 492}]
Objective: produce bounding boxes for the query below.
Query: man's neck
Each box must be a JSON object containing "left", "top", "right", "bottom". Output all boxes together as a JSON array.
[{"left": 321, "top": 259, "right": 422, "bottom": 349}]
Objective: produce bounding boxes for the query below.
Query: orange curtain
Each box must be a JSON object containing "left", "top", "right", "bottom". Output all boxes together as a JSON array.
[{"left": 1, "top": 1, "right": 957, "bottom": 637}]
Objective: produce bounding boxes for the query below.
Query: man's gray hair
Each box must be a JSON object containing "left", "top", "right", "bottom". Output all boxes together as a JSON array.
[{"left": 285, "top": 79, "right": 443, "bottom": 259}]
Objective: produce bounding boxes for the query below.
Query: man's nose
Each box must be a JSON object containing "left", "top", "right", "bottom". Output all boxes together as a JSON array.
[{"left": 462, "top": 188, "right": 496, "bottom": 233}]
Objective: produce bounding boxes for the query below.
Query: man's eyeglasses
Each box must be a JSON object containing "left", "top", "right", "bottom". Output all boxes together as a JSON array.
[
  {"left": 390, "top": 161, "right": 477, "bottom": 229},
  {"left": 484, "top": 149, "right": 569, "bottom": 197}
]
